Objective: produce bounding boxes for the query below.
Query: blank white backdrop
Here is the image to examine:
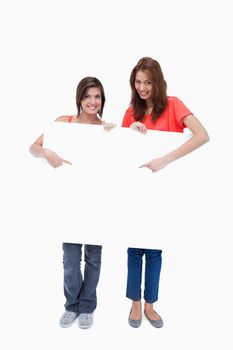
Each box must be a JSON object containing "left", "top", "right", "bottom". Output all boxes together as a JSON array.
[{"left": 0, "top": 0, "right": 232, "bottom": 349}]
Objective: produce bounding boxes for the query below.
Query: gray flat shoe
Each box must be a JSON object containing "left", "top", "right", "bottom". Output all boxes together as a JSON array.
[
  {"left": 128, "top": 308, "right": 142, "bottom": 328},
  {"left": 144, "top": 311, "right": 163, "bottom": 328}
]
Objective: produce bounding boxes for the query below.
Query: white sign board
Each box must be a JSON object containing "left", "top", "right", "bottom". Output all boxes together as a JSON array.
[{"left": 38, "top": 122, "right": 191, "bottom": 248}]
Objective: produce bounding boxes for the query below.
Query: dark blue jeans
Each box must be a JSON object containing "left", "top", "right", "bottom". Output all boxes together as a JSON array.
[
  {"left": 126, "top": 248, "right": 162, "bottom": 303},
  {"left": 62, "top": 243, "right": 102, "bottom": 314}
]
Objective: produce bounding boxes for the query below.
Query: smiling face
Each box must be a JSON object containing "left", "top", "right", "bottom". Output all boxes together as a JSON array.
[
  {"left": 135, "top": 70, "right": 153, "bottom": 103},
  {"left": 81, "top": 87, "right": 102, "bottom": 116}
]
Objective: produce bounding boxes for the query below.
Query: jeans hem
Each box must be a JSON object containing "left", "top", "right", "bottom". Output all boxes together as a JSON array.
[
  {"left": 126, "top": 296, "right": 141, "bottom": 301},
  {"left": 65, "top": 307, "right": 79, "bottom": 313},
  {"left": 144, "top": 298, "right": 158, "bottom": 303}
]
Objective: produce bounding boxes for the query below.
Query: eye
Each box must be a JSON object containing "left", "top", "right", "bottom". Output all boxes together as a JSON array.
[
  {"left": 95, "top": 95, "right": 101, "bottom": 99},
  {"left": 146, "top": 81, "right": 152, "bottom": 86},
  {"left": 135, "top": 80, "right": 141, "bottom": 84}
]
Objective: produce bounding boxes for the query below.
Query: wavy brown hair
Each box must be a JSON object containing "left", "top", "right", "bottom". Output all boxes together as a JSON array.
[
  {"left": 130, "top": 57, "right": 168, "bottom": 122},
  {"left": 76, "top": 77, "right": 106, "bottom": 117}
]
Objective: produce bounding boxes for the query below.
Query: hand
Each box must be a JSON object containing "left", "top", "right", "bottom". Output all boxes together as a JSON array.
[
  {"left": 139, "top": 157, "right": 169, "bottom": 173},
  {"left": 43, "top": 149, "right": 72, "bottom": 168},
  {"left": 130, "top": 121, "right": 147, "bottom": 134},
  {"left": 102, "top": 121, "right": 117, "bottom": 132}
]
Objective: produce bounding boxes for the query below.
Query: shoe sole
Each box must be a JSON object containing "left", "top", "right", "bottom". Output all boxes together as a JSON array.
[
  {"left": 59, "top": 322, "right": 75, "bottom": 328},
  {"left": 128, "top": 322, "right": 141, "bottom": 328},
  {"left": 144, "top": 313, "right": 163, "bottom": 328},
  {"left": 78, "top": 324, "right": 93, "bottom": 329}
]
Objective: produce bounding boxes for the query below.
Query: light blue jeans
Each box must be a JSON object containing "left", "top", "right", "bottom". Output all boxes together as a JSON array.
[{"left": 63, "top": 243, "right": 102, "bottom": 314}]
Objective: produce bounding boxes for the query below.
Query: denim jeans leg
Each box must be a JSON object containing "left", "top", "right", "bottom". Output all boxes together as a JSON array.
[
  {"left": 78, "top": 244, "right": 102, "bottom": 314},
  {"left": 144, "top": 249, "right": 162, "bottom": 303},
  {"left": 126, "top": 248, "right": 144, "bottom": 300},
  {"left": 63, "top": 243, "right": 82, "bottom": 313}
]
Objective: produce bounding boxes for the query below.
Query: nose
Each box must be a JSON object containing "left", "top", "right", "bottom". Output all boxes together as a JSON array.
[
  {"left": 89, "top": 96, "right": 96, "bottom": 104},
  {"left": 139, "top": 83, "right": 146, "bottom": 91}
]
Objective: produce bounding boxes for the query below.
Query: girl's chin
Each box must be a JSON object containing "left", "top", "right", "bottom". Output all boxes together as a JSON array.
[
  {"left": 85, "top": 109, "right": 98, "bottom": 114},
  {"left": 138, "top": 93, "right": 149, "bottom": 99}
]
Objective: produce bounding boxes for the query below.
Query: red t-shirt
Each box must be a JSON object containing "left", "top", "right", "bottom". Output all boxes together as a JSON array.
[{"left": 121, "top": 96, "right": 192, "bottom": 133}]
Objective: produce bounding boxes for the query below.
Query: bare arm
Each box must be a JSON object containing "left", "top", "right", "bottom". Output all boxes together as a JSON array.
[
  {"left": 140, "top": 114, "right": 209, "bottom": 172},
  {"left": 29, "top": 134, "right": 46, "bottom": 158},
  {"left": 29, "top": 118, "right": 72, "bottom": 168}
]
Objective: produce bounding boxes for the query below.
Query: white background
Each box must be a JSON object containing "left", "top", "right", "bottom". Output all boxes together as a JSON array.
[{"left": 0, "top": 0, "right": 232, "bottom": 349}]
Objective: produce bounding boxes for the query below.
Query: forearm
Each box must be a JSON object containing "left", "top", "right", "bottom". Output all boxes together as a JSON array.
[
  {"left": 139, "top": 114, "right": 209, "bottom": 173},
  {"left": 163, "top": 131, "right": 209, "bottom": 164}
]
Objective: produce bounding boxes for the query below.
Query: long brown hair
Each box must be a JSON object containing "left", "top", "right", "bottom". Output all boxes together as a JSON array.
[
  {"left": 76, "top": 77, "right": 106, "bottom": 117},
  {"left": 130, "top": 57, "right": 168, "bottom": 122}
]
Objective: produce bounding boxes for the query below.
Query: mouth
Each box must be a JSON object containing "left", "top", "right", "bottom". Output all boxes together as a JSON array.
[{"left": 139, "top": 92, "right": 148, "bottom": 97}]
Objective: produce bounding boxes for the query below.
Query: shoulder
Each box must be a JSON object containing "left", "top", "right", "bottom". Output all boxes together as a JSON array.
[
  {"left": 167, "top": 96, "right": 193, "bottom": 124},
  {"left": 55, "top": 115, "right": 74, "bottom": 122},
  {"left": 167, "top": 96, "right": 191, "bottom": 110},
  {"left": 122, "top": 106, "right": 134, "bottom": 127},
  {"left": 167, "top": 96, "right": 183, "bottom": 105},
  {"left": 124, "top": 106, "right": 133, "bottom": 116}
]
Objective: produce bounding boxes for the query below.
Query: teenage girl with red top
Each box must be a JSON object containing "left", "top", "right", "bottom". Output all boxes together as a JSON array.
[
  {"left": 122, "top": 57, "right": 209, "bottom": 328},
  {"left": 30, "top": 77, "right": 115, "bottom": 329}
]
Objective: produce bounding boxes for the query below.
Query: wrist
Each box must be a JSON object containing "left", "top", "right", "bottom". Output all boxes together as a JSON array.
[{"left": 162, "top": 155, "right": 172, "bottom": 165}]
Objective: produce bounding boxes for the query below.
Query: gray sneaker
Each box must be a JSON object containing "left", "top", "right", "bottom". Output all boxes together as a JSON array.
[
  {"left": 78, "top": 313, "right": 94, "bottom": 329},
  {"left": 59, "top": 311, "right": 78, "bottom": 328}
]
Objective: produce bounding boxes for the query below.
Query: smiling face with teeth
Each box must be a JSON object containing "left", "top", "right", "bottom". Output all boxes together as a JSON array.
[
  {"left": 81, "top": 87, "right": 102, "bottom": 116},
  {"left": 135, "top": 70, "right": 153, "bottom": 103},
  {"left": 76, "top": 77, "right": 106, "bottom": 119}
]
